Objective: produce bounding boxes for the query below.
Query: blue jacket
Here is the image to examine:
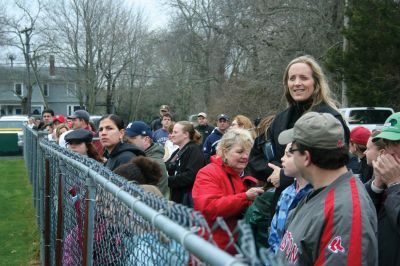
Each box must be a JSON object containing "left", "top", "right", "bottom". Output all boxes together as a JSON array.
[
  {"left": 152, "top": 128, "right": 169, "bottom": 146},
  {"left": 202, "top": 128, "right": 223, "bottom": 163},
  {"left": 268, "top": 181, "right": 312, "bottom": 253}
]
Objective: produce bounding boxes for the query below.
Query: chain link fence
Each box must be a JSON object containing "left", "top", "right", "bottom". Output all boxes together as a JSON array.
[{"left": 23, "top": 126, "right": 279, "bottom": 266}]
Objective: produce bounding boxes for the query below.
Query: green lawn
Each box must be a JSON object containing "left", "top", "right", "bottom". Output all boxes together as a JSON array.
[{"left": 0, "top": 159, "right": 39, "bottom": 265}]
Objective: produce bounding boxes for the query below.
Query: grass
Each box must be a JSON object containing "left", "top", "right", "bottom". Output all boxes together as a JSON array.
[{"left": 0, "top": 159, "right": 40, "bottom": 265}]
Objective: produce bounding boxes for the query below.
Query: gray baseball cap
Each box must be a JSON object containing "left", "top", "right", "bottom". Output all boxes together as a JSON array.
[
  {"left": 67, "top": 110, "right": 90, "bottom": 122},
  {"left": 278, "top": 112, "right": 345, "bottom": 149}
]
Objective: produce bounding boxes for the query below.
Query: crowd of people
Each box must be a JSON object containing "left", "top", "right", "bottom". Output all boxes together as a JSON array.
[{"left": 32, "top": 55, "right": 400, "bottom": 265}]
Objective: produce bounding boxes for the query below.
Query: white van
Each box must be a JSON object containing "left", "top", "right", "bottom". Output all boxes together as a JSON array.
[
  {"left": 339, "top": 107, "right": 394, "bottom": 131},
  {"left": 0, "top": 115, "right": 29, "bottom": 153}
]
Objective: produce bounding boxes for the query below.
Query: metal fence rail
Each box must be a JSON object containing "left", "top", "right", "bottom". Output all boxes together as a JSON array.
[{"left": 23, "top": 126, "right": 278, "bottom": 266}]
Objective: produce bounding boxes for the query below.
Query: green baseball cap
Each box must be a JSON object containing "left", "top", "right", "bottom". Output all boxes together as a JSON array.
[
  {"left": 278, "top": 112, "right": 345, "bottom": 149},
  {"left": 372, "top": 112, "right": 400, "bottom": 141}
]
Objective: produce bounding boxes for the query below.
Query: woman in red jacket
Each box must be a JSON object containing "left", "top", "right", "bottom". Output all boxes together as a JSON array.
[{"left": 192, "top": 128, "right": 264, "bottom": 254}]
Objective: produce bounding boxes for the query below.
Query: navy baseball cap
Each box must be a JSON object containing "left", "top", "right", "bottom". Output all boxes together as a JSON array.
[
  {"left": 217, "top": 114, "right": 230, "bottom": 121},
  {"left": 125, "top": 121, "right": 153, "bottom": 138}
]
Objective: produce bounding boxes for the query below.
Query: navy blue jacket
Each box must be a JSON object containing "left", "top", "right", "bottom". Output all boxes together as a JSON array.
[{"left": 202, "top": 128, "right": 223, "bottom": 163}]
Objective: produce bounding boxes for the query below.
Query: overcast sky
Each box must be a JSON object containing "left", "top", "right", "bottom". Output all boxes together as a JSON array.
[
  {"left": 0, "top": 0, "right": 171, "bottom": 65},
  {"left": 128, "top": 0, "right": 170, "bottom": 30}
]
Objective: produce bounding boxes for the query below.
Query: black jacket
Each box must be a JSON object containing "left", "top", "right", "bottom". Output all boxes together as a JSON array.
[
  {"left": 195, "top": 124, "right": 215, "bottom": 146},
  {"left": 168, "top": 141, "right": 205, "bottom": 205},
  {"left": 359, "top": 156, "right": 374, "bottom": 183},
  {"left": 104, "top": 142, "right": 145, "bottom": 171},
  {"left": 365, "top": 181, "right": 400, "bottom": 266},
  {"left": 150, "top": 117, "right": 162, "bottom": 131},
  {"left": 267, "top": 102, "right": 350, "bottom": 165},
  {"left": 247, "top": 102, "right": 350, "bottom": 213}
]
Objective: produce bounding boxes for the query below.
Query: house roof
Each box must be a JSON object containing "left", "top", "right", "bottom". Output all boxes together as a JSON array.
[{"left": 0, "top": 66, "right": 82, "bottom": 83}]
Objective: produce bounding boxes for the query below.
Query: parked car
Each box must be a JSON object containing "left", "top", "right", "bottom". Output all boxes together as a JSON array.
[
  {"left": 340, "top": 107, "right": 394, "bottom": 131},
  {"left": 0, "top": 115, "right": 29, "bottom": 155}
]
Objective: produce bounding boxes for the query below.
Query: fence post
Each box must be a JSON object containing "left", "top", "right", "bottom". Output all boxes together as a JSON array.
[
  {"left": 55, "top": 161, "right": 65, "bottom": 266},
  {"left": 37, "top": 132, "right": 45, "bottom": 265},
  {"left": 83, "top": 177, "right": 96, "bottom": 266},
  {"left": 44, "top": 159, "right": 51, "bottom": 265}
]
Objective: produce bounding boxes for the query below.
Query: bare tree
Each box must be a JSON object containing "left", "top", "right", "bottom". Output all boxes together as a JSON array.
[
  {"left": 42, "top": 0, "right": 106, "bottom": 112},
  {"left": 160, "top": 0, "right": 344, "bottom": 119},
  {"left": 97, "top": 2, "right": 146, "bottom": 114},
  {"left": 42, "top": 0, "right": 150, "bottom": 114},
  {"left": 1, "top": 0, "right": 48, "bottom": 114}
]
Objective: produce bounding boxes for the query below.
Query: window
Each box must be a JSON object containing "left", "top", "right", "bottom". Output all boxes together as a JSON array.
[
  {"left": 67, "top": 105, "right": 84, "bottom": 116},
  {"left": 43, "top": 84, "right": 49, "bottom": 97},
  {"left": 349, "top": 110, "right": 394, "bottom": 125},
  {"left": 14, "top": 83, "right": 23, "bottom": 96},
  {"left": 66, "top": 83, "right": 76, "bottom": 96},
  {"left": 31, "top": 105, "right": 43, "bottom": 115}
]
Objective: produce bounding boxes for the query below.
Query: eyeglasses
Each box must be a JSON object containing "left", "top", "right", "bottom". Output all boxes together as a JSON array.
[{"left": 288, "top": 147, "right": 301, "bottom": 154}]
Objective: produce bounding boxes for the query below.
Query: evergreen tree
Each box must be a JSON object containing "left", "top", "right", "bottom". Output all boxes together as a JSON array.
[{"left": 326, "top": 0, "right": 400, "bottom": 109}]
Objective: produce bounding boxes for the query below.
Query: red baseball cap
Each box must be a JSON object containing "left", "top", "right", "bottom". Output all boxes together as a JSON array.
[
  {"left": 53, "top": 115, "right": 66, "bottom": 123},
  {"left": 350, "top": 126, "right": 371, "bottom": 145}
]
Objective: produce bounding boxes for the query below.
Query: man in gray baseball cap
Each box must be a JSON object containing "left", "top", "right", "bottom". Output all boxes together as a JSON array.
[
  {"left": 66, "top": 109, "right": 103, "bottom": 156},
  {"left": 275, "top": 112, "right": 377, "bottom": 265},
  {"left": 67, "top": 110, "right": 90, "bottom": 129},
  {"left": 278, "top": 111, "right": 345, "bottom": 150}
]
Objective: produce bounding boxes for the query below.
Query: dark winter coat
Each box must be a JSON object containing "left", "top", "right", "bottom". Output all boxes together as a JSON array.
[
  {"left": 242, "top": 189, "right": 275, "bottom": 250},
  {"left": 104, "top": 142, "right": 145, "bottom": 171},
  {"left": 247, "top": 101, "right": 350, "bottom": 215},
  {"left": 150, "top": 117, "right": 162, "bottom": 132},
  {"left": 168, "top": 141, "right": 205, "bottom": 206},
  {"left": 267, "top": 101, "right": 350, "bottom": 166},
  {"left": 202, "top": 128, "right": 223, "bottom": 163},
  {"left": 195, "top": 124, "right": 215, "bottom": 146},
  {"left": 365, "top": 180, "right": 400, "bottom": 266}
]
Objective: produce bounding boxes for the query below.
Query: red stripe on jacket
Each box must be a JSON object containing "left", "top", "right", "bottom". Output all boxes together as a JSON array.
[
  {"left": 315, "top": 188, "right": 335, "bottom": 266},
  {"left": 347, "top": 177, "right": 362, "bottom": 266}
]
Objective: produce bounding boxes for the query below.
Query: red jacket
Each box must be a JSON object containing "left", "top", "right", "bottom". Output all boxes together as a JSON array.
[{"left": 192, "top": 155, "right": 251, "bottom": 254}]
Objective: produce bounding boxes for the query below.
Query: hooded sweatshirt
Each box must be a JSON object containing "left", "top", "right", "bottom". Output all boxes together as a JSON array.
[{"left": 104, "top": 142, "right": 145, "bottom": 171}]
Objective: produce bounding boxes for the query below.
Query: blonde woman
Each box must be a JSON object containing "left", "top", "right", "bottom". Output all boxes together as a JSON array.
[
  {"left": 266, "top": 55, "right": 350, "bottom": 185},
  {"left": 54, "top": 123, "right": 70, "bottom": 144},
  {"left": 192, "top": 128, "right": 264, "bottom": 254}
]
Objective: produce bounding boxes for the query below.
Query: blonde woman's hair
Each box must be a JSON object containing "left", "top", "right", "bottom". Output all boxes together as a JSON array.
[
  {"left": 232, "top": 115, "right": 256, "bottom": 139},
  {"left": 55, "top": 123, "right": 69, "bottom": 143},
  {"left": 217, "top": 128, "right": 254, "bottom": 159},
  {"left": 283, "top": 55, "right": 338, "bottom": 111}
]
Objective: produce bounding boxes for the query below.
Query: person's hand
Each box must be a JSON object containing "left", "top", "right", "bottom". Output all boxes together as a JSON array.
[
  {"left": 267, "top": 163, "right": 281, "bottom": 188},
  {"left": 373, "top": 153, "right": 400, "bottom": 187},
  {"left": 245, "top": 187, "right": 264, "bottom": 201}
]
